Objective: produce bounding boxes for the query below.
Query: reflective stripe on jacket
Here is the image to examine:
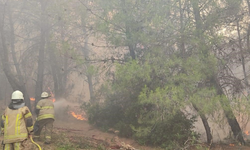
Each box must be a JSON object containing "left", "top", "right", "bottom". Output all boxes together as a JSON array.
[
  {"left": 36, "top": 98, "right": 55, "bottom": 121},
  {"left": 2, "top": 106, "right": 33, "bottom": 144}
]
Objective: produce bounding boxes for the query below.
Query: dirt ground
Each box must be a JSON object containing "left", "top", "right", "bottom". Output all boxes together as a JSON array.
[
  {"left": 43, "top": 116, "right": 250, "bottom": 150},
  {"left": 52, "top": 118, "right": 250, "bottom": 150},
  {"left": 1, "top": 119, "right": 250, "bottom": 150},
  {"left": 1, "top": 100, "right": 250, "bottom": 149}
]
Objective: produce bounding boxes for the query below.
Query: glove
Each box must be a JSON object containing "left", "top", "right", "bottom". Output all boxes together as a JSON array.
[{"left": 28, "top": 134, "right": 32, "bottom": 139}]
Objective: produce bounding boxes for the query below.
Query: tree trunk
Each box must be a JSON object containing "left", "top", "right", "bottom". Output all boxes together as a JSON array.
[
  {"left": 121, "top": 0, "right": 136, "bottom": 60},
  {"left": 87, "top": 75, "right": 94, "bottom": 102},
  {"left": 128, "top": 45, "right": 136, "bottom": 60},
  {"left": 191, "top": 0, "right": 245, "bottom": 144},
  {"left": 247, "top": 0, "right": 250, "bottom": 54},
  {"left": 81, "top": 14, "right": 95, "bottom": 103},
  {"left": 7, "top": 3, "right": 31, "bottom": 108},
  {"left": 179, "top": 0, "right": 212, "bottom": 144},
  {"left": 247, "top": 25, "right": 250, "bottom": 54},
  {"left": 236, "top": 20, "right": 249, "bottom": 86},
  {"left": 246, "top": 0, "right": 250, "bottom": 88},
  {"left": 0, "top": 2, "right": 31, "bottom": 108},
  {"left": 192, "top": 104, "right": 212, "bottom": 144},
  {"left": 49, "top": 42, "right": 65, "bottom": 99},
  {"left": 178, "top": 0, "right": 185, "bottom": 58},
  {"left": 48, "top": 14, "right": 70, "bottom": 99},
  {"left": 216, "top": 83, "right": 245, "bottom": 145},
  {"left": 35, "top": 0, "right": 47, "bottom": 103}
]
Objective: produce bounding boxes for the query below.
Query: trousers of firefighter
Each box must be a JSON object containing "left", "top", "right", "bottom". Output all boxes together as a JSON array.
[{"left": 0, "top": 91, "right": 55, "bottom": 150}]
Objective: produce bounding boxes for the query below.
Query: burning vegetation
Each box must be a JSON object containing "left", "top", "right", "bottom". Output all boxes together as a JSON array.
[
  {"left": 245, "top": 131, "right": 250, "bottom": 136},
  {"left": 48, "top": 87, "right": 56, "bottom": 102},
  {"left": 68, "top": 111, "right": 87, "bottom": 121},
  {"left": 2, "top": 0, "right": 250, "bottom": 149},
  {"left": 30, "top": 97, "right": 35, "bottom": 101}
]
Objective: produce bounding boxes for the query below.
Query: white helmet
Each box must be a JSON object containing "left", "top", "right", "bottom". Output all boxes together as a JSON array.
[
  {"left": 41, "top": 92, "right": 49, "bottom": 98},
  {"left": 11, "top": 90, "right": 24, "bottom": 100}
]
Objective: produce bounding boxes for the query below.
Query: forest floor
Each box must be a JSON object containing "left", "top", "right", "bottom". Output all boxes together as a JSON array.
[
  {"left": 49, "top": 118, "right": 250, "bottom": 150},
  {"left": 1, "top": 101, "right": 250, "bottom": 149}
]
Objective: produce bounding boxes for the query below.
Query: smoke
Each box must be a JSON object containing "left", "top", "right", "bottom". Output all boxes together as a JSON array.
[
  {"left": 54, "top": 98, "right": 67, "bottom": 110},
  {"left": 193, "top": 116, "right": 230, "bottom": 142},
  {"left": 191, "top": 107, "right": 250, "bottom": 142},
  {"left": 53, "top": 98, "right": 82, "bottom": 121},
  {"left": 54, "top": 98, "right": 70, "bottom": 120},
  {"left": 185, "top": 106, "right": 231, "bottom": 142}
]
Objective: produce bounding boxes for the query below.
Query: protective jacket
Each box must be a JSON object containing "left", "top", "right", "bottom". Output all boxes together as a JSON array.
[
  {"left": 36, "top": 98, "right": 55, "bottom": 121},
  {"left": 1, "top": 104, "right": 33, "bottom": 144}
]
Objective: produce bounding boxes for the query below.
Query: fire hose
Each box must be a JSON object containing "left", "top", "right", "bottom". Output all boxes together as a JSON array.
[{"left": 30, "top": 135, "right": 42, "bottom": 150}]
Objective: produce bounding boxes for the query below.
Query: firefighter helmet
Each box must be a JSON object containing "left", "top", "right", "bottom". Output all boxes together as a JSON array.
[
  {"left": 11, "top": 90, "right": 24, "bottom": 100},
  {"left": 41, "top": 92, "right": 49, "bottom": 98},
  {"left": 11, "top": 90, "right": 25, "bottom": 109}
]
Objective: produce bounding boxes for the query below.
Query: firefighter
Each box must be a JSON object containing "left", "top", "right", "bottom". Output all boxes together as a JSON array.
[
  {"left": 0, "top": 90, "right": 34, "bottom": 150},
  {"left": 34, "top": 92, "right": 54, "bottom": 144}
]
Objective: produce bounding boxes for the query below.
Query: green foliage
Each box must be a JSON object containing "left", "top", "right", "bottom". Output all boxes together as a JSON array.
[
  {"left": 82, "top": 102, "right": 124, "bottom": 131},
  {"left": 56, "top": 143, "right": 78, "bottom": 150},
  {"left": 85, "top": 50, "right": 215, "bottom": 147},
  {"left": 132, "top": 111, "right": 199, "bottom": 148},
  {"left": 86, "top": 65, "right": 98, "bottom": 76},
  {"left": 55, "top": 131, "right": 98, "bottom": 150},
  {"left": 55, "top": 132, "right": 80, "bottom": 150},
  {"left": 87, "top": 0, "right": 248, "bottom": 147}
]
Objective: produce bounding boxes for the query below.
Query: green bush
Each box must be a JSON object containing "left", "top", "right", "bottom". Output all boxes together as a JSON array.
[
  {"left": 83, "top": 101, "right": 124, "bottom": 130},
  {"left": 84, "top": 53, "right": 212, "bottom": 148},
  {"left": 133, "top": 111, "right": 199, "bottom": 148},
  {"left": 85, "top": 100, "right": 199, "bottom": 147}
]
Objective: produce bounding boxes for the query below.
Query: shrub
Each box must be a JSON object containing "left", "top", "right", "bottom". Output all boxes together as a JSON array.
[
  {"left": 83, "top": 101, "right": 124, "bottom": 130},
  {"left": 84, "top": 55, "right": 207, "bottom": 148},
  {"left": 132, "top": 111, "right": 199, "bottom": 148}
]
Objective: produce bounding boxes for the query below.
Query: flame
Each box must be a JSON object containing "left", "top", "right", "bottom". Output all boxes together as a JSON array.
[
  {"left": 48, "top": 87, "right": 56, "bottom": 102},
  {"left": 30, "top": 97, "right": 35, "bottom": 101},
  {"left": 69, "top": 111, "right": 86, "bottom": 120},
  {"left": 245, "top": 131, "right": 250, "bottom": 135},
  {"left": 229, "top": 144, "right": 235, "bottom": 147}
]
